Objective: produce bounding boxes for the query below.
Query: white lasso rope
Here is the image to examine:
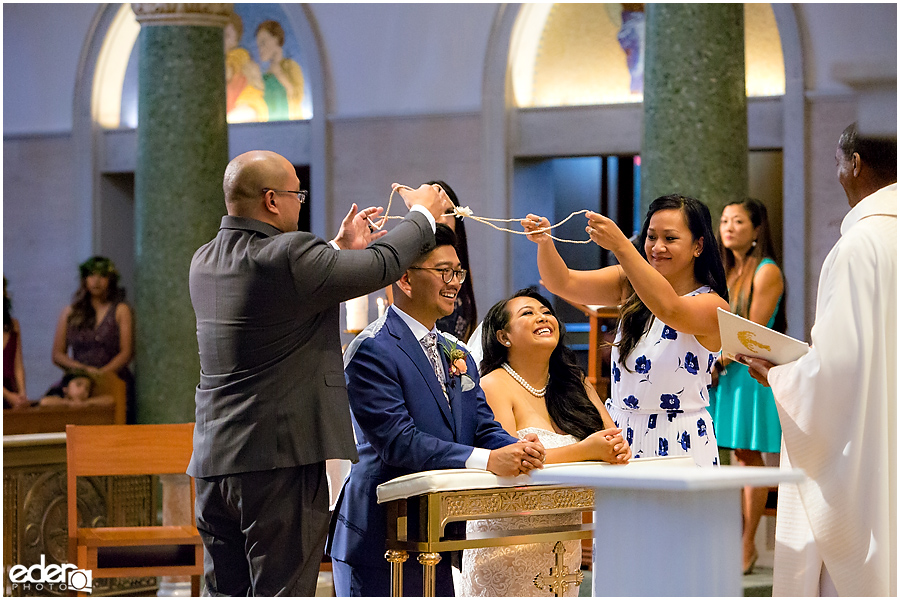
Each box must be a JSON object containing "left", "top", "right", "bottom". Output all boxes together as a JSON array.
[{"left": 369, "top": 185, "right": 593, "bottom": 244}]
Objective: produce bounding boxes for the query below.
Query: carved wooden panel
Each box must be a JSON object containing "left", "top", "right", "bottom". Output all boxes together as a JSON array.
[{"left": 3, "top": 453, "right": 156, "bottom": 596}]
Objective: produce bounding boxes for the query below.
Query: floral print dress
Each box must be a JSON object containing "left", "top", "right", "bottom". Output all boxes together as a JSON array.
[{"left": 606, "top": 286, "right": 720, "bottom": 467}]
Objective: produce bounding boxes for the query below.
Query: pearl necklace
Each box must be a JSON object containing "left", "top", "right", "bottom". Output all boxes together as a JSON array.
[{"left": 502, "top": 363, "right": 548, "bottom": 398}]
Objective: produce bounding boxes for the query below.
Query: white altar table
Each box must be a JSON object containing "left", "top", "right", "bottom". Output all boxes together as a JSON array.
[
  {"left": 376, "top": 456, "right": 694, "bottom": 596},
  {"left": 536, "top": 465, "right": 805, "bottom": 597}
]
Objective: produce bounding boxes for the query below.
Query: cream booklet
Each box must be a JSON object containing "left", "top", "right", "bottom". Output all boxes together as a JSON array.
[{"left": 717, "top": 307, "right": 809, "bottom": 365}]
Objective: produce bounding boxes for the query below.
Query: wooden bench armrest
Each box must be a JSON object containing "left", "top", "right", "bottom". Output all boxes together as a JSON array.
[{"left": 77, "top": 525, "right": 200, "bottom": 547}]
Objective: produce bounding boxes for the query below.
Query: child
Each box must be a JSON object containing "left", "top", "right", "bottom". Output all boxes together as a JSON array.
[{"left": 40, "top": 370, "right": 114, "bottom": 408}]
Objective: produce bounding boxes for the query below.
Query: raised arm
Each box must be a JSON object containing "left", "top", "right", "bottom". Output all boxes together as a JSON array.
[
  {"left": 522, "top": 214, "right": 627, "bottom": 307},
  {"left": 586, "top": 211, "right": 728, "bottom": 347},
  {"left": 287, "top": 210, "right": 435, "bottom": 313}
]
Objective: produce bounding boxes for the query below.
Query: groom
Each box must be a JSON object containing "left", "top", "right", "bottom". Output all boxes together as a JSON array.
[{"left": 327, "top": 224, "right": 546, "bottom": 597}]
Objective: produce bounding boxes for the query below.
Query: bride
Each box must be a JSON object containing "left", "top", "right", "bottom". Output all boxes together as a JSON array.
[{"left": 460, "top": 287, "right": 630, "bottom": 597}]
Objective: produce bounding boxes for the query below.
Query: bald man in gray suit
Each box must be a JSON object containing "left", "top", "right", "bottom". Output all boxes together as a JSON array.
[{"left": 187, "top": 150, "right": 450, "bottom": 596}]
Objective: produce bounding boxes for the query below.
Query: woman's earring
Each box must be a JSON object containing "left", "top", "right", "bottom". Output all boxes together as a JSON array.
[
  {"left": 752, "top": 240, "right": 758, "bottom": 247},
  {"left": 505, "top": 342, "right": 510, "bottom": 347}
]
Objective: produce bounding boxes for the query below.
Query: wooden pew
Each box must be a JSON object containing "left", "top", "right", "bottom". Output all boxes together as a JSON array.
[{"left": 3, "top": 373, "right": 127, "bottom": 435}]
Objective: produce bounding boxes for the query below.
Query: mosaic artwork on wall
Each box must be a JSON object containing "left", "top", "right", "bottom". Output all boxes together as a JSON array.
[
  {"left": 225, "top": 4, "right": 311, "bottom": 123},
  {"left": 524, "top": 3, "right": 784, "bottom": 107}
]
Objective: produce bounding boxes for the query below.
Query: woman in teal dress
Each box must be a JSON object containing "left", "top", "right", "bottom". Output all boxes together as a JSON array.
[{"left": 709, "top": 198, "right": 785, "bottom": 575}]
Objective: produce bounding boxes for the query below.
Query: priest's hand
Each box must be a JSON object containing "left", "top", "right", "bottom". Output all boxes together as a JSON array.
[
  {"left": 332, "top": 204, "right": 387, "bottom": 249},
  {"left": 738, "top": 355, "right": 774, "bottom": 387}
]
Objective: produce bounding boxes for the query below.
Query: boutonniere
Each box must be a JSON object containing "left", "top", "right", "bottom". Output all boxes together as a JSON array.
[{"left": 441, "top": 338, "right": 475, "bottom": 392}]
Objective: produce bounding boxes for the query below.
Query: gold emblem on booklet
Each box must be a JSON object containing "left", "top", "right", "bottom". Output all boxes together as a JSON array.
[{"left": 738, "top": 330, "right": 772, "bottom": 354}]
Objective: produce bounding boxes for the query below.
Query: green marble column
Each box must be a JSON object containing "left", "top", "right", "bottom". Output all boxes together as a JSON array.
[
  {"left": 641, "top": 4, "right": 748, "bottom": 221},
  {"left": 132, "top": 5, "right": 231, "bottom": 424}
]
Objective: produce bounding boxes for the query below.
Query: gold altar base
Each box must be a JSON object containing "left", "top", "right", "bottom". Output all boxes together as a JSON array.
[
  {"left": 384, "top": 483, "right": 594, "bottom": 597},
  {"left": 534, "top": 541, "right": 584, "bottom": 596}
]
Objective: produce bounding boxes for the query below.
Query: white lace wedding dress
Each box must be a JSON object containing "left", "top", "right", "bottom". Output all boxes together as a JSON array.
[{"left": 459, "top": 427, "right": 582, "bottom": 596}]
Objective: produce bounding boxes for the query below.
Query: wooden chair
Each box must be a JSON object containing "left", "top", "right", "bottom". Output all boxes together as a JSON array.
[{"left": 66, "top": 423, "right": 202, "bottom": 596}]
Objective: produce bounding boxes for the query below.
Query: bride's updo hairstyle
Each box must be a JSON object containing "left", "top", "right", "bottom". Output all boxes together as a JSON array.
[{"left": 480, "top": 287, "right": 608, "bottom": 440}]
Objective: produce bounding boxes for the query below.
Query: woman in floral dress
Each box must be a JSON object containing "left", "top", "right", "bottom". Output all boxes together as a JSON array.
[{"left": 523, "top": 194, "right": 729, "bottom": 467}]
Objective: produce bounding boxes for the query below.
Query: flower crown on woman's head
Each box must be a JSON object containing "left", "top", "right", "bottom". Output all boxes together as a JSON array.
[{"left": 79, "top": 256, "right": 118, "bottom": 279}]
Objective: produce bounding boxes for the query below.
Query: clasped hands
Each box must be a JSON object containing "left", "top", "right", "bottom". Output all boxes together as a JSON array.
[
  {"left": 584, "top": 427, "right": 631, "bottom": 464},
  {"left": 487, "top": 433, "right": 546, "bottom": 477},
  {"left": 331, "top": 184, "right": 453, "bottom": 250}
]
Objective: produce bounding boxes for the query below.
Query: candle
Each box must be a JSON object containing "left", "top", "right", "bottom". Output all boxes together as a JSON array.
[
  {"left": 376, "top": 297, "right": 386, "bottom": 318},
  {"left": 345, "top": 295, "right": 369, "bottom": 332}
]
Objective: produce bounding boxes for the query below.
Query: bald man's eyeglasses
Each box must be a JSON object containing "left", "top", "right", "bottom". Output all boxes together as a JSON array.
[{"left": 262, "top": 188, "right": 307, "bottom": 205}]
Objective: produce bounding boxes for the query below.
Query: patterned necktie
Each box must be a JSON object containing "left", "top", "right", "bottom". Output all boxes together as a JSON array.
[{"left": 421, "top": 332, "right": 449, "bottom": 402}]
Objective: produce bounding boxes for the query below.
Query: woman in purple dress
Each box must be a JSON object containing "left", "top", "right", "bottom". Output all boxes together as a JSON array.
[{"left": 52, "top": 256, "right": 135, "bottom": 421}]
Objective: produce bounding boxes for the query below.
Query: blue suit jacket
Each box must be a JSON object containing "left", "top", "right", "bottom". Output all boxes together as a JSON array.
[{"left": 327, "top": 309, "right": 517, "bottom": 566}]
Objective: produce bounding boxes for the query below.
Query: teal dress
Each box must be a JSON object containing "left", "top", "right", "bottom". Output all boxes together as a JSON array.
[{"left": 709, "top": 258, "right": 783, "bottom": 453}]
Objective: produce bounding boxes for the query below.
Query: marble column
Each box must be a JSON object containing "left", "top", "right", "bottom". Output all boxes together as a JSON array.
[
  {"left": 641, "top": 4, "right": 748, "bottom": 221},
  {"left": 132, "top": 4, "right": 231, "bottom": 424}
]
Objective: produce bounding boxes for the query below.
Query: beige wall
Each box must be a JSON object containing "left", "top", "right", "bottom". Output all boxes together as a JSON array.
[
  {"left": 804, "top": 96, "right": 857, "bottom": 336},
  {"left": 328, "top": 113, "right": 496, "bottom": 317},
  {"left": 3, "top": 134, "right": 87, "bottom": 397}
]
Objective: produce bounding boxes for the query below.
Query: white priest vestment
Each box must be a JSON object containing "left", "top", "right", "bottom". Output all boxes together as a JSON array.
[{"left": 768, "top": 183, "right": 897, "bottom": 596}]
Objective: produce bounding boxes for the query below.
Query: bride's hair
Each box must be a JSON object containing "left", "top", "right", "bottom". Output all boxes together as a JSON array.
[{"left": 480, "top": 287, "right": 608, "bottom": 440}]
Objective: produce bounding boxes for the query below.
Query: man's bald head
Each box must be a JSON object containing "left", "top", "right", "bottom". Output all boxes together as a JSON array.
[{"left": 224, "top": 150, "right": 294, "bottom": 214}]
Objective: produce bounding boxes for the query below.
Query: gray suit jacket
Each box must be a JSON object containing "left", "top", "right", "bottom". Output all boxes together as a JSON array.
[{"left": 187, "top": 213, "right": 434, "bottom": 478}]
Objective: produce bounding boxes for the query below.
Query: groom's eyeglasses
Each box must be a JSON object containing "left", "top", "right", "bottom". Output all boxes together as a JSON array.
[{"left": 408, "top": 267, "right": 467, "bottom": 284}]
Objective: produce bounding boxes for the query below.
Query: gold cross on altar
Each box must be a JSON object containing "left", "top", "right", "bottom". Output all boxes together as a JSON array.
[{"left": 533, "top": 541, "right": 584, "bottom": 597}]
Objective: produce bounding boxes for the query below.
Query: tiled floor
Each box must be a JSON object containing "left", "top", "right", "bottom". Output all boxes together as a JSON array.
[
  {"left": 577, "top": 568, "right": 774, "bottom": 597},
  {"left": 317, "top": 565, "right": 775, "bottom": 597}
]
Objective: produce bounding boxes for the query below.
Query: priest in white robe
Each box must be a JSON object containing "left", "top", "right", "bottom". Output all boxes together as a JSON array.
[{"left": 743, "top": 123, "right": 896, "bottom": 596}]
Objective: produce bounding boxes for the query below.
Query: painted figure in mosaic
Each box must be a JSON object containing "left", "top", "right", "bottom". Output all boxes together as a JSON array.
[
  {"left": 256, "top": 20, "right": 304, "bottom": 121},
  {"left": 224, "top": 11, "right": 268, "bottom": 122},
  {"left": 614, "top": 3, "right": 645, "bottom": 93}
]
